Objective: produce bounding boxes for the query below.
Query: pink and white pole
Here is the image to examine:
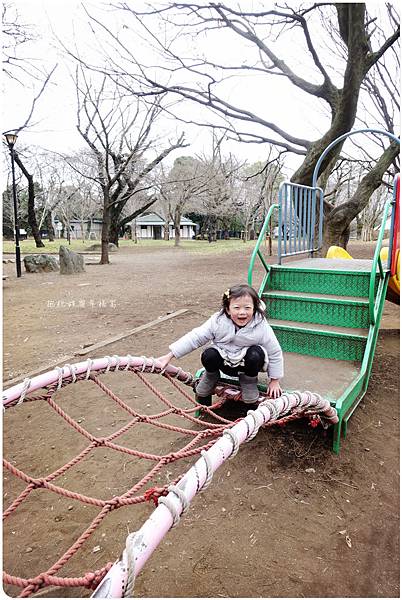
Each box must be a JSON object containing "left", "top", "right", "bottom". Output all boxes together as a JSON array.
[
  {"left": 2, "top": 355, "right": 193, "bottom": 406},
  {"left": 89, "top": 380, "right": 338, "bottom": 596}
]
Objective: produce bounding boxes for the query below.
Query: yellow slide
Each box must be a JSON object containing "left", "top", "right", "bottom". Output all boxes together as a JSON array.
[
  {"left": 326, "top": 245, "right": 400, "bottom": 305},
  {"left": 326, "top": 246, "right": 353, "bottom": 260}
]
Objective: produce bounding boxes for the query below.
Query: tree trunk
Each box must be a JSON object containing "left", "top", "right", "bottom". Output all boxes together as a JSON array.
[
  {"left": 109, "top": 220, "right": 120, "bottom": 246},
  {"left": 110, "top": 197, "right": 158, "bottom": 247},
  {"left": 267, "top": 225, "right": 273, "bottom": 256},
  {"left": 361, "top": 225, "right": 373, "bottom": 242},
  {"left": 14, "top": 153, "right": 45, "bottom": 248},
  {"left": 45, "top": 211, "right": 55, "bottom": 242},
  {"left": 243, "top": 217, "right": 250, "bottom": 243},
  {"left": 80, "top": 219, "right": 85, "bottom": 242},
  {"left": 322, "top": 142, "right": 399, "bottom": 254},
  {"left": 109, "top": 201, "right": 121, "bottom": 246},
  {"left": 174, "top": 208, "right": 181, "bottom": 247},
  {"left": 86, "top": 219, "right": 92, "bottom": 240},
  {"left": 101, "top": 191, "right": 110, "bottom": 264},
  {"left": 27, "top": 176, "right": 45, "bottom": 247},
  {"left": 291, "top": 7, "right": 371, "bottom": 189},
  {"left": 210, "top": 217, "right": 217, "bottom": 242},
  {"left": 163, "top": 222, "right": 170, "bottom": 240},
  {"left": 322, "top": 223, "right": 351, "bottom": 254}
]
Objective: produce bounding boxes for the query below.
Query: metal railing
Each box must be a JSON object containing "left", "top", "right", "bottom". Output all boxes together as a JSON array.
[
  {"left": 277, "top": 181, "right": 324, "bottom": 264},
  {"left": 247, "top": 203, "right": 279, "bottom": 293},
  {"left": 369, "top": 198, "right": 392, "bottom": 324},
  {"left": 387, "top": 174, "right": 399, "bottom": 271}
]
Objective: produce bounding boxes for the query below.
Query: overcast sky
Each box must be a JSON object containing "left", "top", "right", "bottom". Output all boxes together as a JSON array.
[{"left": 3, "top": 1, "right": 396, "bottom": 178}]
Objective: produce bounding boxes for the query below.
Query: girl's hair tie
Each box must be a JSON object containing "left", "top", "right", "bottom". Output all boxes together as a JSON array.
[{"left": 224, "top": 288, "right": 230, "bottom": 299}]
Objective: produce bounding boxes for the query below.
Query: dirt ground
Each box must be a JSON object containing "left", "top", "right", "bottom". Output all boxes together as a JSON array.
[{"left": 2, "top": 240, "right": 400, "bottom": 598}]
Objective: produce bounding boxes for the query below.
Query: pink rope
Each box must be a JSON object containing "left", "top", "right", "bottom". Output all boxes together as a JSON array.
[
  {"left": 2, "top": 359, "right": 231, "bottom": 597},
  {"left": 3, "top": 356, "right": 337, "bottom": 597}
]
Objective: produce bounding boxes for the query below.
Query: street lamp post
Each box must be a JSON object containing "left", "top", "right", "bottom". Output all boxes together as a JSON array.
[{"left": 4, "top": 132, "right": 22, "bottom": 277}]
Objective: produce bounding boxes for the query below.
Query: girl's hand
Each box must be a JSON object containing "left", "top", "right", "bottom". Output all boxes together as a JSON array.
[
  {"left": 268, "top": 379, "right": 282, "bottom": 399},
  {"left": 156, "top": 352, "right": 174, "bottom": 371}
]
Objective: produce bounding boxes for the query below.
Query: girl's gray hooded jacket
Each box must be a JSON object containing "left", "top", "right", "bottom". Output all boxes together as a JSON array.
[{"left": 169, "top": 311, "right": 284, "bottom": 380}]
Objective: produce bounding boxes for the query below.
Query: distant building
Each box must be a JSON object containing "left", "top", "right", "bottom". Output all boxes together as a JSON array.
[
  {"left": 130, "top": 213, "right": 197, "bottom": 240},
  {"left": 53, "top": 213, "right": 197, "bottom": 241},
  {"left": 54, "top": 218, "right": 103, "bottom": 240}
]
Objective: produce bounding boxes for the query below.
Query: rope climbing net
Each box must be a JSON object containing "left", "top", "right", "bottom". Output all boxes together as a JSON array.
[{"left": 3, "top": 355, "right": 338, "bottom": 598}]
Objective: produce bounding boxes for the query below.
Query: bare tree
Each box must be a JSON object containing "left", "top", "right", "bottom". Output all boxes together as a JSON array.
[
  {"left": 165, "top": 156, "right": 210, "bottom": 246},
  {"left": 2, "top": 2, "right": 38, "bottom": 83},
  {"left": 316, "top": 3, "right": 400, "bottom": 250},
  {"left": 85, "top": 2, "right": 399, "bottom": 248},
  {"left": 11, "top": 149, "right": 44, "bottom": 247},
  {"left": 32, "top": 151, "right": 80, "bottom": 242},
  {"left": 33, "top": 153, "right": 68, "bottom": 242},
  {"left": 73, "top": 66, "right": 187, "bottom": 263},
  {"left": 2, "top": 171, "right": 24, "bottom": 237},
  {"left": 360, "top": 187, "right": 388, "bottom": 241},
  {"left": 240, "top": 151, "right": 284, "bottom": 248},
  {"left": 152, "top": 164, "right": 173, "bottom": 241},
  {"left": 323, "top": 141, "right": 398, "bottom": 250},
  {"left": 195, "top": 134, "right": 244, "bottom": 242},
  {"left": 3, "top": 2, "right": 58, "bottom": 247},
  {"left": 65, "top": 166, "right": 101, "bottom": 242},
  {"left": 2, "top": 1, "right": 57, "bottom": 131}
]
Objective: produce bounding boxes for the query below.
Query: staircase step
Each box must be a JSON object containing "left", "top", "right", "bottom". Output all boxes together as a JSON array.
[
  {"left": 269, "top": 318, "right": 368, "bottom": 337},
  {"left": 270, "top": 319, "right": 367, "bottom": 361},
  {"left": 263, "top": 292, "right": 370, "bottom": 329},
  {"left": 283, "top": 258, "right": 375, "bottom": 271},
  {"left": 263, "top": 289, "right": 367, "bottom": 302},
  {"left": 282, "top": 353, "right": 360, "bottom": 403},
  {"left": 219, "top": 353, "right": 360, "bottom": 404},
  {"left": 268, "top": 261, "right": 379, "bottom": 297}
]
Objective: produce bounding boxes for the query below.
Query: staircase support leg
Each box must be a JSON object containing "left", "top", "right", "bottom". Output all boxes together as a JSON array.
[{"left": 332, "top": 421, "right": 342, "bottom": 455}]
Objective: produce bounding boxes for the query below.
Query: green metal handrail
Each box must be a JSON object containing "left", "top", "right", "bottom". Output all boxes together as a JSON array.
[
  {"left": 368, "top": 198, "right": 392, "bottom": 324},
  {"left": 334, "top": 197, "right": 393, "bottom": 449},
  {"left": 248, "top": 204, "right": 279, "bottom": 292}
]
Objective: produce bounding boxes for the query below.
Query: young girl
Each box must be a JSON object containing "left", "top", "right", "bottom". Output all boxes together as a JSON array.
[{"left": 157, "top": 284, "right": 283, "bottom": 403}]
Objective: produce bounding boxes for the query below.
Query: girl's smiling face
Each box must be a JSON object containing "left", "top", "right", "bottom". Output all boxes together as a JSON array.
[{"left": 227, "top": 293, "right": 254, "bottom": 327}]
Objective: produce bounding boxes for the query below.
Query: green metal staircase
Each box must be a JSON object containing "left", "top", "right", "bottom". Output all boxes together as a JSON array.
[
  {"left": 245, "top": 128, "right": 400, "bottom": 453},
  {"left": 255, "top": 257, "right": 388, "bottom": 454},
  {"left": 193, "top": 132, "right": 398, "bottom": 453},
  {"left": 247, "top": 175, "right": 397, "bottom": 454},
  {"left": 262, "top": 261, "right": 376, "bottom": 362}
]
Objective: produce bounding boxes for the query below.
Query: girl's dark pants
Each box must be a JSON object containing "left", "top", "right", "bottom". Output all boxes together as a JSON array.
[{"left": 201, "top": 346, "right": 265, "bottom": 377}]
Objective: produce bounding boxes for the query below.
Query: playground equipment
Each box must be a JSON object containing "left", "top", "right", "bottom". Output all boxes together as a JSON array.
[
  {"left": 246, "top": 129, "right": 400, "bottom": 454},
  {"left": 2, "top": 128, "right": 399, "bottom": 598},
  {"left": 381, "top": 172, "right": 400, "bottom": 304},
  {"left": 3, "top": 356, "right": 337, "bottom": 597},
  {"left": 326, "top": 173, "right": 400, "bottom": 305}
]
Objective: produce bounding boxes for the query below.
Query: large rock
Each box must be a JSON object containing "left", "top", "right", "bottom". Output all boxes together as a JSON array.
[
  {"left": 24, "top": 254, "right": 59, "bottom": 273},
  {"left": 59, "top": 245, "right": 85, "bottom": 275},
  {"left": 87, "top": 243, "right": 118, "bottom": 252}
]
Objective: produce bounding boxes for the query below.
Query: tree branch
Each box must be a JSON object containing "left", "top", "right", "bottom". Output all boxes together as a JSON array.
[{"left": 366, "top": 26, "right": 400, "bottom": 71}]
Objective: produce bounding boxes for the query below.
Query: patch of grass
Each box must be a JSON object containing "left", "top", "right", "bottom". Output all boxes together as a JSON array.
[
  {"left": 2, "top": 238, "right": 144, "bottom": 254},
  {"left": 162, "top": 239, "right": 257, "bottom": 254},
  {"left": 3, "top": 239, "right": 95, "bottom": 254},
  {"left": 3, "top": 238, "right": 259, "bottom": 255},
  {"left": 110, "top": 238, "right": 256, "bottom": 255}
]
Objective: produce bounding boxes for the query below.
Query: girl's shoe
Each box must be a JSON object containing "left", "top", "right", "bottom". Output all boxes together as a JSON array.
[
  {"left": 195, "top": 370, "right": 219, "bottom": 397},
  {"left": 195, "top": 394, "right": 212, "bottom": 407},
  {"left": 239, "top": 373, "right": 260, "bottom": 403}
]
